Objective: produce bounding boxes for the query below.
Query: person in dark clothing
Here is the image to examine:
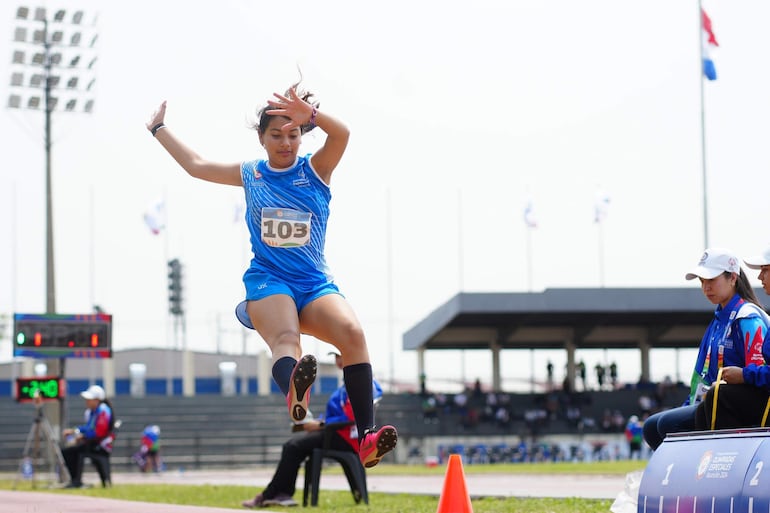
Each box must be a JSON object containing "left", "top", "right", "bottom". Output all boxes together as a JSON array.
[
  {"left": 694, "top": 247, "right": 770, "bottom": 431},
  {"left": 242, "top": 352, "right": 382, "bottom": 508},
  {"left": 61, "top": 385, "right": 115, "bottom": 488}
]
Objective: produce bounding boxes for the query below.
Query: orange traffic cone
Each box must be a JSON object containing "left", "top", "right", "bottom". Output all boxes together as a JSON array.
[{"left": 436, "top": 454, "right": 473, "bottom": 513}]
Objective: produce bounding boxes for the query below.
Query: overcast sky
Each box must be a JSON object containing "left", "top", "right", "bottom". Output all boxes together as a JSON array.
[{"left": 2, "top": 0, "right": 770, "bottom": 392}]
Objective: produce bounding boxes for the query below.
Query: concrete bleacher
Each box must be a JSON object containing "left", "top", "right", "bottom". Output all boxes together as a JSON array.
[
  {"left": 0, "top": 385, "right": 689, "bottom": 473},
  {"left": 0, "top": 394, "right": 309, "bottom": 473}
]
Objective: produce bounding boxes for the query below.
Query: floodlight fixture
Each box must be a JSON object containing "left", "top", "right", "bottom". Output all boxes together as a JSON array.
[{"left": 7, "top": 5, "right": 99, "bottom": 318}]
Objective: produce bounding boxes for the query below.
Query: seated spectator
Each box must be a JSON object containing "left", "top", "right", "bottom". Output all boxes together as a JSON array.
[
  {"left": 693, "top": 247, "right": 770, "bottom": 432},
  {"left": 494, "top": 406, "right": 511, "bottom": 428},
  {"left": 242, "top": 351, "right": 383, "bottom": 508},
  {"left": 600, "top": 409, "right": 613, "bottom": 432},
  {"left": 60, "top": 385, "right": 116, "bottom": 488},
  {"left": 624, "top": 415, "right": 644, "bottom": 460},
  {"left": 133, "top": 424, "right": 162, "bottom": 473},
  {"left": 565, "top": 405, "right": 582, "bottom": 428},
  {"left": 421, "top": 395, "right": 438, "bottom": 423},
  {"left": 453, "top": 389, "right": 468, "bottom": 417}
]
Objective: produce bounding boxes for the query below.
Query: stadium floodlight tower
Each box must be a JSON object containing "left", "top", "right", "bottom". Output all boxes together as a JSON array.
[
  {"left": 8, "top": 5, "right": 98, "bottom": 315},
  {"left": 8, "top": 6, "right": 98, "bottom": 436}
]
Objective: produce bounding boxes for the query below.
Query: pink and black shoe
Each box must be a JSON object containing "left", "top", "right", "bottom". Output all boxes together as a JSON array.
[
  {"left": 358, "top": 424, "right": 398, "bottom": 468},
  {"left": 287, "top": 354, "right": 317, "bottom": 422}
]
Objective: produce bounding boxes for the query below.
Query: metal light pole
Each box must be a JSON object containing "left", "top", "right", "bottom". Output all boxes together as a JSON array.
[{"left": 8, "top": 5, "right": 98, "bottom": 434}]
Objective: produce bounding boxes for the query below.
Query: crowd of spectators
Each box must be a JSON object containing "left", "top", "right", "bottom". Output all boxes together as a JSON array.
[{"left": 417, "top": 374, "right": 687, "bottom": 443}]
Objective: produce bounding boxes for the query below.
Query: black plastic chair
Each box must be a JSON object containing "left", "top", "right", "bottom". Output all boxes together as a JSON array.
[{"left": 302, "top": 421, "right": 368, "bottom": 507}]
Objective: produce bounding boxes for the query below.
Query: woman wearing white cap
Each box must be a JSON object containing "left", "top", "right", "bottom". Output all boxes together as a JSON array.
[
  {"left": 690, "top": 247, "right": 770, "bottom": 430},
  {"left": 642, "top": 248, "right": 770, "bottom": 450},
  {"left": 60, "top": 385, "right": 115, "bottom": 488},
  {"left": 744, "top": 246, "right": 770, "bottom": 296}
]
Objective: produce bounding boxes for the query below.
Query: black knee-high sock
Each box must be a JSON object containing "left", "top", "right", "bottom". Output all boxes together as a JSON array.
[
  {"left": 343, "top": 363, "right": 374, "bottom": 443},
  {"left": 272, "top": 356, "right": 297, "bottom": 396}
]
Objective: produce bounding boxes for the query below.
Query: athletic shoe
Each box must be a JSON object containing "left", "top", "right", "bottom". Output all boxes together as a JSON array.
[
  {"left": 264, "top": 494, "right": 299, "bottom": 507},
  {"left": 241, "top": 493, "right": 267, "bottom": 508},
  {"left": 287, "top": 354, "right": 316, "bottom": 422},
  {"left": 358, "top": 424, "right": 398, "bottom": 468}
]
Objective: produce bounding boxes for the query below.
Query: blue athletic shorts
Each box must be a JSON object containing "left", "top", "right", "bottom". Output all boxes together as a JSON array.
[{"left": 235, "top": 269, "right": 341, "bottom": 330}]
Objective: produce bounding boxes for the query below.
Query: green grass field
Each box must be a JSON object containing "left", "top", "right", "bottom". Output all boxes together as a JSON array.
[{"left": 0, "top": 460, "right": 648, "bottom": 512}]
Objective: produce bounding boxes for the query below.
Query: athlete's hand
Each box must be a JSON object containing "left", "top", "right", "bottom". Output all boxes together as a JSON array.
[
  {"left": 146, "top": 101, "right": 167, "bottom": 132},
  {"left": 266, "top": 88, "right": 313, "bottom": 132}
]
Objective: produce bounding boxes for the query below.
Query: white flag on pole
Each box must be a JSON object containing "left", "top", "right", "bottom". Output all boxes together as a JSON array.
[
  {"left": 523, "top": 200, "right": 538, "bottom": 228},
  {"left": 593, "top": 189, "right": 611, "bottom": 224},
  {"left": 143, "top": 198, "right": 166, "bottom": 235}
]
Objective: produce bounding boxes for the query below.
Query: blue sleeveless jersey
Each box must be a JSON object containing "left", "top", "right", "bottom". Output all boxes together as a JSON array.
[{"left": 240, "top": 155, "right": 333, "bottom": 291}]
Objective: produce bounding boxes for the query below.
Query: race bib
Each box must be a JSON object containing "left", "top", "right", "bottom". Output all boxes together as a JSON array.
[{"left": 261, "top": 208, "right": 311, "bottom": 247}]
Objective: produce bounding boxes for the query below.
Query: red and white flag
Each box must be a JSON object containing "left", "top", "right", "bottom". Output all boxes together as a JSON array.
[{"left": 701, "top": 8, "right": 719, "bottom": 81}]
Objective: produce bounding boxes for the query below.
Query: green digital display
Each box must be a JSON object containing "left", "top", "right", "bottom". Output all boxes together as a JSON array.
[{"left": 15, "top": 376, "right": 64, "bottom": 402}]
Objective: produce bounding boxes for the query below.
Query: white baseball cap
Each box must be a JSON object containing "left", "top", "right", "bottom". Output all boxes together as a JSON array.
[
  {"left": 685, "top": 248, "right": 741, "bottom": 280},
  {"left": 80, "top": 385, "right": 105, "bottom": 401},
  {"left": 744, "top": 246, "right": 770, "bottom": 270}
]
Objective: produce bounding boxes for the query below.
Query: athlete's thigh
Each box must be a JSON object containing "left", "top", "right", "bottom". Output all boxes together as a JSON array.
[
  {"left": 246, "top": 294, "right": 301, "bottom": 346},
  {"left": 299, "top": 293, "right": 362, "bottom": 343}
]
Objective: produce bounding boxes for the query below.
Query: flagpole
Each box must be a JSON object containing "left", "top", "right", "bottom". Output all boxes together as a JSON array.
[
  {"left": 523, "top": 197, "right": 536, "bottom": 291},
  {"left": 457, "top": 189, "right": 464, "bottom": 291},
  {"left": 597, "top": 223, "right": 605, "bottom": 287},
  {"left": 385, "top": 188, "right": 395, "bottom": 392},
  {"left": 11, "top": 182, "right": 17, "bottom": 311},
  {"left": 163, "top": 189, "right": 173, "bottom": 396},
  {"left": 457, "top": 189, "right": 466, "bottom": 387},
  {"left": 698, "top": 0, "right": 710, "bottom": 248},
  {"left": 526, "top": 225, "right": 533, "bottom": 292},
  {"left": 89, "top": 186, "right": 96, "bottom": 308}
]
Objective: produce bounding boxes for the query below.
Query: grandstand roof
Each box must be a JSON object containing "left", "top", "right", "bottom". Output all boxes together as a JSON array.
[{"left": 402, "top": 287, "right": 739, "bottom": 351}]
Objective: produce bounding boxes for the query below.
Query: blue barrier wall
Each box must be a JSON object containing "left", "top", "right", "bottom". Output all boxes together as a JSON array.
[{"left": 638, "top": 429, "right": 770, "bottom": 513}]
